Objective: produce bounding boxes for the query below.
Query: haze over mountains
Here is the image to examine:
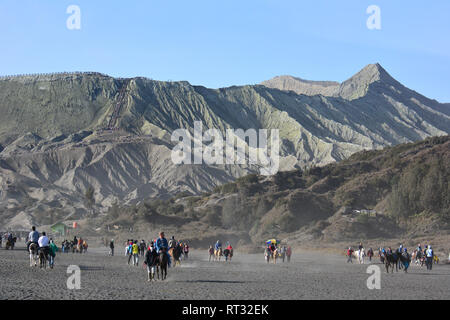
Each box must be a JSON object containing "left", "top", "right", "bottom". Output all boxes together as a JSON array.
[{"left": 0, "top": 63, "right": 449, "bottom": 230}]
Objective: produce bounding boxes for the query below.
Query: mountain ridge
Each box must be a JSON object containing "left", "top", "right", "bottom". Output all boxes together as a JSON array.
[{"left": 0, "top": 63, "right": 449, "bottom": 230}]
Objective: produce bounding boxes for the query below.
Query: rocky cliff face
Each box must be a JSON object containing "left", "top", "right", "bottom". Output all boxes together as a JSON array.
[{"left": 0, "top": 64, "right": 449, "bottom": 229}]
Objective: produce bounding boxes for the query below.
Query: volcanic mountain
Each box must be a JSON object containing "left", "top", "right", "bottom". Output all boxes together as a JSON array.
[{"left": 0, "top": 63, "right": 448, "bottom": 229}]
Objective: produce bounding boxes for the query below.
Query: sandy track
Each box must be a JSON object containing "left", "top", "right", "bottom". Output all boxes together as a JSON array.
[{"left": 1, "top": 245, "right": 449, "bottom": 300}]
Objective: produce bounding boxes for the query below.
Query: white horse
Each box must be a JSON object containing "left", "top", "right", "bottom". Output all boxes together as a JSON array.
[
  {"left": 353, "top": 248, "right": 366, "bottom": 264},
  {"left": 29, "top": 243, "right": 39, "bottom": 267}
]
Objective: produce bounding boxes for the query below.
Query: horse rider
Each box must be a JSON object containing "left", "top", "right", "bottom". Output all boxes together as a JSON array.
[
  {"left": 270, "top": 242, "right": 276, "bottom": 253},
  {"left": 358, "top": 242, "right": 363, "bottom": 251},
  {"left": 426, "top": 245, "right": 434, "bottom": 270},
  {"left": 155, "top": 232, "right": 171, "bottom": 267},
  {"left": 27, "top": 226, "right": 39, "bottom": 252},
  {"left": 169, "top": 236, "right": 177, "bottom": 249},
  {"left": 38, "top": 232, "right": 50, "bottom": 258},
  {"left": 215, "top": 240, "right": 222, "bottom": 251}
]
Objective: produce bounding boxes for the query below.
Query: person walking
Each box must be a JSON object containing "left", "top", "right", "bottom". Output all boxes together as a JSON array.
[
  {"left": 144, "top": 243, "right": 158, "bottom": 281},
  {"left": 347, "top": 247, "right": 354, "bottom": 263},
  {"left": 426, "top": 246, "right": 434, "bottom": 270},
  {"left": 183, "top": 243, "right": 189, "bottom": 260},
  {"left": 49, "top": 239, "right": 58, "bottom": 269},
  {"left": 132, "top": 240, "right": 139, "bottom": 266},
  {"left": 109, "top": 239, "right": 115, "bottom": 256}
]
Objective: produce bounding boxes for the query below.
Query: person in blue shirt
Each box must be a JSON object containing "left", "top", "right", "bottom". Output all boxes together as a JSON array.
[
  {"left": 215, "top": 240, "right": 222, "bottom": 251},
  {"left": 155, "top": 232, "right": 171, "bottom": 267},
  {"left": 27, "top": 226, "right": 39, "bottom": 252}
]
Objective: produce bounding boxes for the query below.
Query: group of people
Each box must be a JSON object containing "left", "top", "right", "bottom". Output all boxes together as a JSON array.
[
  {"left": 208, "top": 240, "right": 234, "bottom": 261},
  {"left": 61, "top": 237, "right": 88, "bottom": 253},
  {"left": 122, "top": 232, "right": 190, "bottom": 268},
  {"left": 347, "top": 242, "right": 438, "bottom": 272},
  {"left": 26, "top": 226, "right": 58, "bottom": 268},
  {"left": 0, "top": 232, "right": 17, "bottom": 249},
  {"left": 264, "top": 242, "right": 292, "bottom": 263}
]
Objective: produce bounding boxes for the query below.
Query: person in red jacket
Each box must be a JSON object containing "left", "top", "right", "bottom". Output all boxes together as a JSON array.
[{"left": 347, "top": 247, "right": 354, "bottom": 263}]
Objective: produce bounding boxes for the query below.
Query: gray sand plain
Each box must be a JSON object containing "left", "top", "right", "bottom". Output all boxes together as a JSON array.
[{"left": 1, "top": 245, "right": 449, "bottom": 300}]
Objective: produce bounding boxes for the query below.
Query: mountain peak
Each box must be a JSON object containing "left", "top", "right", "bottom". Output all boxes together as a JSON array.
[
  {"left": 260, "top": 75, "right": 340, "bottom": 97},
  {"left": 260, "top": 63, "right": 398, "bottom": 100},
  {"left": 338, "top": 63, "right": 396, "bottom": 100}
]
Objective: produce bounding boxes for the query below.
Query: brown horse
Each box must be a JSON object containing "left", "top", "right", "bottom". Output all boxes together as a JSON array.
[
  {"left": 5, "top": 237, "right": 16, "bottom": 250},
  {"left": 169, "top": 245, "right": 182, "bottom": 267},
  {"left": 214, "top": 248, "right": 223, "bottom": 261},
  {"left": 273, "top": 248, "right": 279, "bottom": 264},
  {"left": 39, "top": 248, "right": 48, "bottom": 269},
  {"left": 384, "top": 252, "right": 399, "bottom": 273},
  {"left": 156, "top": 249, "right": 168, "bottom": 280}
]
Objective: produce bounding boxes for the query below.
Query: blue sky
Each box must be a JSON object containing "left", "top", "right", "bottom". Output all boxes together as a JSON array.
[{"left": 1, "top": 1, "right": 449, "bottom": 102}]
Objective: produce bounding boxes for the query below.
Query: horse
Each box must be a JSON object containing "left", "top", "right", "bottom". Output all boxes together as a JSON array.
[
  {"left": 223, "top": 248, "right": 232, "bottom": 262},
  {"left": 169, "top": 245, "right": 182, "bottom": 267},
  {"left": 77, "top": 242, "right": 83, "bottom": 254},
  {"left": 399, "top": 252, "right": 411, "bottom": 273},
  {"left": 156, "top": 249, "right": 168, "bottom": 280},
  {"left": 379, "top": 250, "right": 385, "bottom": 264},
  {"left": 264, "top": 248, "right": 271, "bottom": 263},
  {"left": 5, "top": 237, "right": 16, "bottom": 250},
  {"left": 273, "top": 248, "right": 279, "bottom": 264},
  {"left": 214, "top": 248, "right": 223, "bottom": 261},
  {"left": 384, "top": 252, "right": 399, "bottom": 273},
  {"left": 433, "top": 255, "right": 439, "bottom": 264},
  {"left": 39, "top": 248, "right": 48, "bottom": 269},
  {"left": 354, "top": 248, "right": 366, "bottom": 264},
  {"left": 29, "top": 243, "right": 39, "bottom": 267}
]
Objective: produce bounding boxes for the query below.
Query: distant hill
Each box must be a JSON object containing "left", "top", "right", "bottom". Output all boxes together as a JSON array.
[{"left": 94, "top": 135, "right": 450, "bottom": 246}]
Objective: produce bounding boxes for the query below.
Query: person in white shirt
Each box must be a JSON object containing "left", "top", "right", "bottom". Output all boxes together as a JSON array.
[{"left": 38, "top": 232, "right": 50, "bottom": 257}]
